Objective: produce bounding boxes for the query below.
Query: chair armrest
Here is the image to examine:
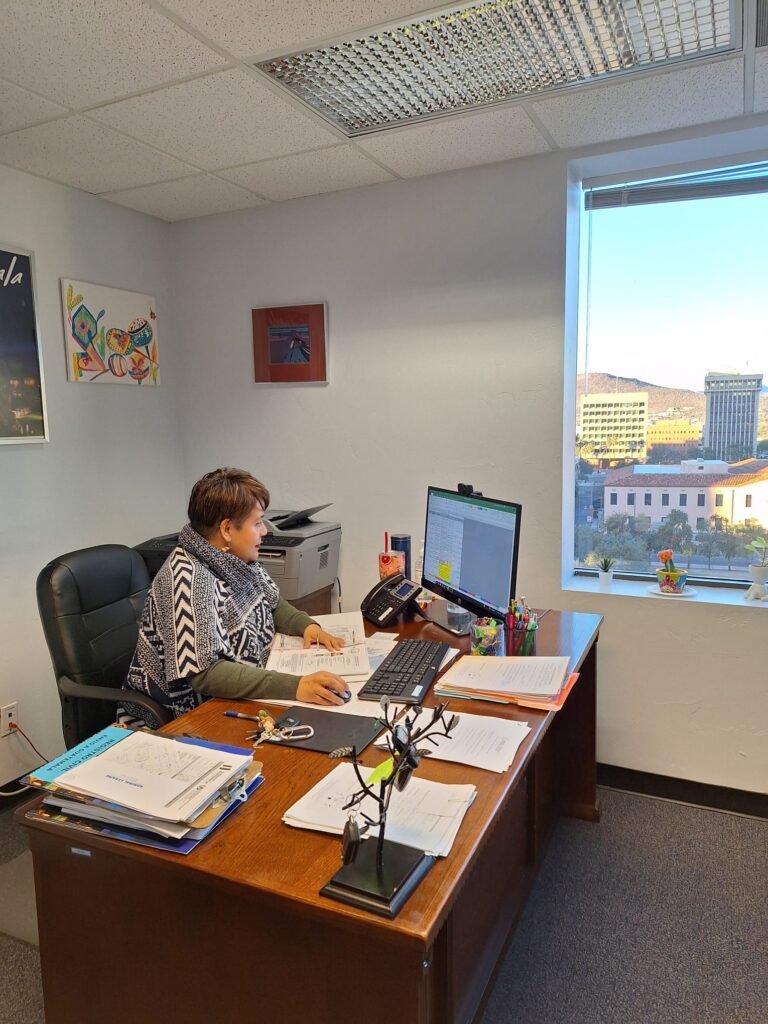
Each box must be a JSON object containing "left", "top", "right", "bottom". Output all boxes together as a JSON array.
[{"left": 57, "top": 676, "right": 172, "bottom": 726}]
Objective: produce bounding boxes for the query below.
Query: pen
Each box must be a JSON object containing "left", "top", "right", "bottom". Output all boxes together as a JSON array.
[{"left": 223, "top": 711, "right": 264, "bottom": 723}]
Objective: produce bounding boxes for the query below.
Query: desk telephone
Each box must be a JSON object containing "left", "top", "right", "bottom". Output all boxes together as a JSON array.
[{"left": 360, "top": 573, "right": 422, "bottom": 627}]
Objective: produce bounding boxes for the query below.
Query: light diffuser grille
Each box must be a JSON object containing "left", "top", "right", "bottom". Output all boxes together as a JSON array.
[{"left": 256, "top": 0, "right": 734, "bottom": 136}]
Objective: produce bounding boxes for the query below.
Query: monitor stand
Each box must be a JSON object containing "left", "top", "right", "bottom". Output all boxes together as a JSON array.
[{"left": 417, "top": 599, "right": 476, "bottom": 637}]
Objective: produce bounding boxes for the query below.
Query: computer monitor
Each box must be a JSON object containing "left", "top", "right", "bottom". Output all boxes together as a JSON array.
[{"left": 421, "top": 486, "right": 522, "bottom": 621}]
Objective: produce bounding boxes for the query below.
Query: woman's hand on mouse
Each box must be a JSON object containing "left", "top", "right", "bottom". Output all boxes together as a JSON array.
[
  {"left": 302, "top": 624, "right": 345, "bottom": 651},
  {"left": 297, "top": 672, "right": 347, "bottom": 705}
]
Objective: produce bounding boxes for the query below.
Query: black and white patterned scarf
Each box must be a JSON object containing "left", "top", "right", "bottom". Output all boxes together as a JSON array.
[{"left": 121, "top": 524, "right": 280, "bottom": 726}]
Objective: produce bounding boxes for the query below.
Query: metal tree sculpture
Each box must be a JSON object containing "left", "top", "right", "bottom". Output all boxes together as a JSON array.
[{"left": 332, "top": 698, "right": 458, "bottom": 871}]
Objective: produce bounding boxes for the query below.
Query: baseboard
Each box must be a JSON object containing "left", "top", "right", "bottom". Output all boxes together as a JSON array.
[{"left": 597, "top": 764, "right": 768, "bottom": 819}]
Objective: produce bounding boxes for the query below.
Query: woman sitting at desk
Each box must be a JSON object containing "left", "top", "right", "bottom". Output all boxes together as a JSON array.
[{"left": 121, "top": 467, "right": 347, "bottom": 728}]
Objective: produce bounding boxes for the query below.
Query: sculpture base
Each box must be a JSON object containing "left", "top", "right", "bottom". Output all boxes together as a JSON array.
[{"left": 321, "top": 839, "right": 434, "bottom": 918}]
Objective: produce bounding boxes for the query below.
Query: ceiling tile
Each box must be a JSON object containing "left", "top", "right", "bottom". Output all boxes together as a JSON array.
[
  {"left": 102, "top": 174, "right": 268, "bottom": 221},
  {"left": 754, "top": 51, "right": 768, "bottom": 113},
  {"left": 158, "top": 0, "right": 431, "bottom": 59},
  {"left": 354, "top": 105, "right": 550, "bottom": 178},
  {"left": 0, "top": 79, "right": 67, "bottom": 135},
  {"left": 0, "top": 0, "right": 226, "bottom": 108},
  {"left": 219, "top": 145, "right": 395, "bottom": 201},
  {"left": 89, "top": 68, "right": 340, "bottom": 170},
  {"left": 530, "top": 58, "right": 745, "bottom": 149},
  {"left": 0, "top": 116, "right": 197, "bottom": 194}
]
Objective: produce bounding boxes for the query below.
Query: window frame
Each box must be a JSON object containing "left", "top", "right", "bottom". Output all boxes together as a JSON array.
[{"left": 567, "top": 155, "right": 768, "bottom": 594}]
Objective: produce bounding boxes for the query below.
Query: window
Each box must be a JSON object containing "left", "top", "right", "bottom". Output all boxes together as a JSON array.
[{"left": 573, "top": 162, "right": 768, "bottom": 584}]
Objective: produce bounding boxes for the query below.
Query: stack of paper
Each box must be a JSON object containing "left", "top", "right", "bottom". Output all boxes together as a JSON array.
[
  {"left": 282, "top": 762, "right": 476, "bottom": 857},
  {"left": 375, "top": 709, "right": 531, "bottom": 773},
  {"left": 23, "top": 727, "right": 260, "bottom": 855},
  {"left": 435, "top": 655, "right": 579, "bottom": 711},
  {"left": 264, "top": 626, "right": 459, "bottom": 719},
  {"left": 267, "top": 611, "right": 370, "bottom": 681}
]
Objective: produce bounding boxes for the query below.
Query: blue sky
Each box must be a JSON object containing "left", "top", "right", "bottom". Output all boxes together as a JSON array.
[{"left": 579, "top": 192, "right": 768, "bottom": 392}]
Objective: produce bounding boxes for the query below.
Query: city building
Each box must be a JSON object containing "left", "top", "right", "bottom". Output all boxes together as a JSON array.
[
  {"left": 605, "top": 459, "right": 768, "bottom": 528},
  {"left": 703, "top": 372, "right": 763, "bottom": 460},
  {"left": 579, "top": 392, "right": 648, "bottom": 463},
  {"left": 646, "top": 417, "right": 702, "bottom": 452}
]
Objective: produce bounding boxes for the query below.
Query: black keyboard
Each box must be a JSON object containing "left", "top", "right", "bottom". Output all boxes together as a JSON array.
[{"left": 357, "top": 639, "right": 450, "bottom": 704}]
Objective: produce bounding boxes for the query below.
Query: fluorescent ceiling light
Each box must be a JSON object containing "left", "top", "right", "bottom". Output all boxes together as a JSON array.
[{"left": 256, "top": 0, "right": 735, "bottom": 136}]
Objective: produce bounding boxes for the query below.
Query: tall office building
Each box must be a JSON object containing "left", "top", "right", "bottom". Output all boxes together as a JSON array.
[
  {"left": 579, "top": 391, "right": 648, "bottom": 462},
  {"left": 703, "top": 372, "right": 763, "bottom": 460}
]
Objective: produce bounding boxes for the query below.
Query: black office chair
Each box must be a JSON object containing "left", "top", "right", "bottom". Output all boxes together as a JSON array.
[{"left": 36, "top": 544, "right": 171, "bottom": 749}]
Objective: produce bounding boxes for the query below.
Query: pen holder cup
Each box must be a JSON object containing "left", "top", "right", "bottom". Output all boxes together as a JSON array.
[
  {"left": 509, "top": 626, "right": 537, "bottom": 657},
  {"left": 378, "top": 551, "right": 406, "bottom": 580},
  {"left": 470, "top": 619, "right": 505, "bottom": 656}
]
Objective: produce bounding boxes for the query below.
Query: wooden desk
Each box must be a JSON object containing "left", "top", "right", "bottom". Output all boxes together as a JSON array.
[{"left": 22, "top": 610, "right": 600, "bottom": 1024}]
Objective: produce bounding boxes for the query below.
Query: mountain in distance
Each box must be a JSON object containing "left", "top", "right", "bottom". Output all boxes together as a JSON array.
[
  {"left": 577, "top": 373, "right": 768, "bottom": 439},
  {"left": 576, "top": 373, "right": 706, "bottom": 419}
]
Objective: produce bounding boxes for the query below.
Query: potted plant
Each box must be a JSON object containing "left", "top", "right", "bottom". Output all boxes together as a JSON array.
[
  {"left": 597, "top": 556, "right": 616, "bottom": 588},
  {"left": 656, "top": 549, "right": 687, "bottom": 594},
  {"left": 744, "top": 536, "right": 768, "bottom": 601}
]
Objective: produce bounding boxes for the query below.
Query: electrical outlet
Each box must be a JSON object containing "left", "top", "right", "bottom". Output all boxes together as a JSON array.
[{"left": 1, "top": 703, "right": 18, "bottom": 738}]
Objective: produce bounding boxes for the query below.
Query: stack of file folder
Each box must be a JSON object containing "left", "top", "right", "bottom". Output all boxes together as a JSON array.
[
  {"left": 23, "top": 726, "right": 262, "bottom": 855},
  {"left": 435, "top": 655, "right": 579, "bottom": 711},
  {"left": 283, "top": 762, "right": 476, "bottom": 858}
]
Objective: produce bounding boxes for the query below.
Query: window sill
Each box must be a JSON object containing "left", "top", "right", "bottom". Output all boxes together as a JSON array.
[{"left": 562, "top": 575, "right": 768, "bottom": 609}]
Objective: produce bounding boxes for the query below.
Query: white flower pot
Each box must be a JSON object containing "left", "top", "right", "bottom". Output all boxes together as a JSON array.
[
  {"left": 745, "top": 564, "right": 768, "bottom": 601},
  {"left": 598, "top": 571, "right": 613, "bottom": 589}
]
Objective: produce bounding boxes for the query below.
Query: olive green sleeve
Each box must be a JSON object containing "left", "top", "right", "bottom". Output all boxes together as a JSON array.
[
  {"left": 272, "top": 597, "right": 316, "bottom": 637},
  {"left": 189, "top": 659, "right": 299, "bottom": 701}
]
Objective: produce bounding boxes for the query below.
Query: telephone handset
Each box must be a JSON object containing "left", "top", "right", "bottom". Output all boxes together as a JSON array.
[{"left": 360, "top": 573, "right": 422, "bottom": 628}]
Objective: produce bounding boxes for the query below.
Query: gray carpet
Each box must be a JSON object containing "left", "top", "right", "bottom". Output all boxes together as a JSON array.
[
  {"left": 1, "top": 788, "right": 766, "bottom": 1024},
  {"left": 479, "top": 789, "right": 768, "bottom": 1024}
]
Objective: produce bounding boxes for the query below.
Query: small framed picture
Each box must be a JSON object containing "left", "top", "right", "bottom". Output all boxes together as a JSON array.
[
  {"left": 0, "top": 243, "right": 48, "bottom": 443},
  {"left": 252, "top": 303, "right": 327, "bottom": 384}
]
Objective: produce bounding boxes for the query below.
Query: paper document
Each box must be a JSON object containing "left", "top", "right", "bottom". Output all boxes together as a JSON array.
[
  {"left": 56, "top": 731, "right": 252, "bottom": 823},
  {"left": 438, "top": 656, "right": 570, "bottom": 697},
  {"left": 283, "top": 762, "right": 475, "bottom": 857},
  {"left": 375, "top": 709, "right": 531, "bottom": 773},
  {"left": 267, "top": 611, "right": 370, "bottom": 678}
]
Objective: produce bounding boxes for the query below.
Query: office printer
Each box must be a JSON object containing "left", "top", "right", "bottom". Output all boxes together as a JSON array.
[
  {"left": 134, "top": 504, "right": 340, "bottom": 604},
  {"left": 260, "top": 505, "right": 340, "bottom": 602}
]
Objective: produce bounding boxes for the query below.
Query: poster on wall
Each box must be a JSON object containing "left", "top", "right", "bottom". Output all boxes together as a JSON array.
[
  {"left": 252, "top": 303, "right": 327, "bottom": 384},
  {"left": 0, "top": 244, "right": 48, "bottom": 444},
  {"left": 61, "top": 278, "right": 160, "bottom": 385}
]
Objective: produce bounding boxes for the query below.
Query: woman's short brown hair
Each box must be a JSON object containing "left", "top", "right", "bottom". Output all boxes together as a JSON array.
[{"left": 188, "top": 468, "right": 270, "bottom": 538}]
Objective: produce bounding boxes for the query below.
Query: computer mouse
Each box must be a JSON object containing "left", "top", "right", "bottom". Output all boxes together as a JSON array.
[{"left": 342, "top": 690, "right": 352, "bottom": 703}]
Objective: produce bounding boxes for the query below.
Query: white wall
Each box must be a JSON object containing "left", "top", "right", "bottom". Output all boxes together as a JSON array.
[
  {"left": 0, "top": 165, "right": 187, "bottom": 786},
  {"left": 171, "top": 146, "right": 767, "bottom": 795}
]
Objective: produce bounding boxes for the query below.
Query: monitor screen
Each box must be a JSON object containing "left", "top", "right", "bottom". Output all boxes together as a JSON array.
[{"left": 421, "top": 487, "right": 522, "bottom": 619}]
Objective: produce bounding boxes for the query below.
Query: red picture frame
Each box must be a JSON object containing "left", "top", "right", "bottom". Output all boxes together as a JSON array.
[{"left": 252, "top": 303, "right": 327, "bottom": 384}]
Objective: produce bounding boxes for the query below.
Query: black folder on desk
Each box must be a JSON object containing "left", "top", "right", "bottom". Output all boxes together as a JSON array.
[{"left": 273, "top": 707, "right": 384, "bottom": 754}]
